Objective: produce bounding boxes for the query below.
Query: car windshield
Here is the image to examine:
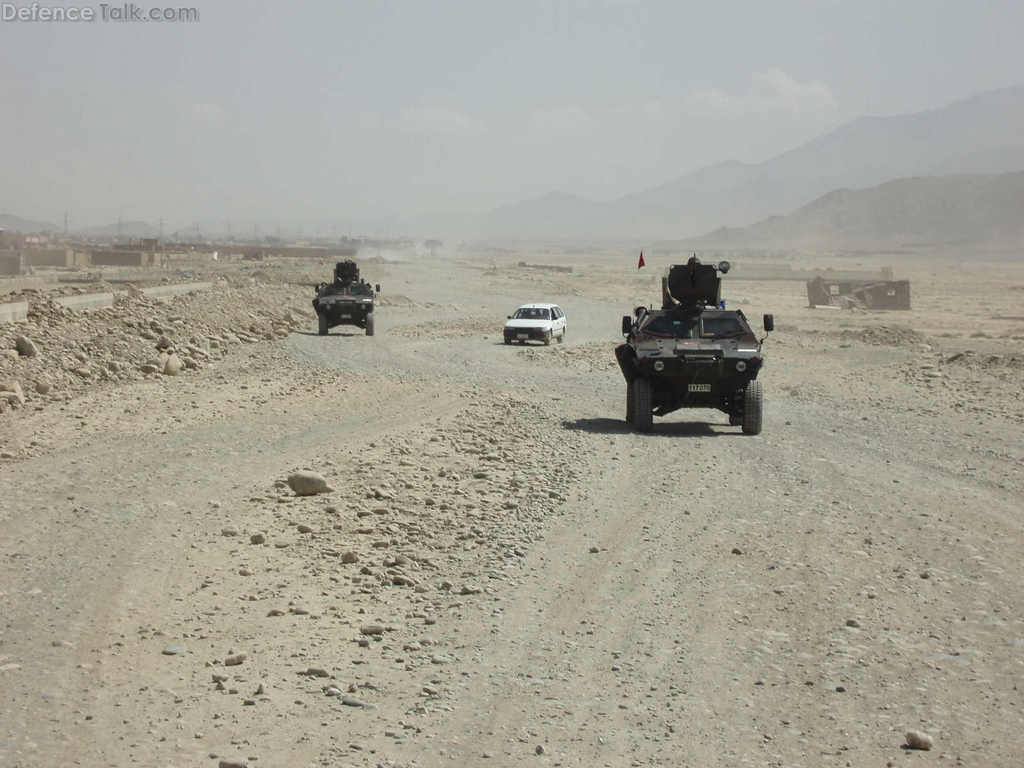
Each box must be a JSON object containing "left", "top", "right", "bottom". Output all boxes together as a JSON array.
[
  {"left": 514, "top": 308, "right": 550, "bottom": 320},
  {"left": 700, "top": 315, "right": 750, "bottom": 338},
  {"left": 640, "top": 314, "right": 697, "bottom": 338}
]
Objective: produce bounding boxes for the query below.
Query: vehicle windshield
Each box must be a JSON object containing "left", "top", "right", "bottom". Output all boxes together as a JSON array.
[
  {"left": 700, "top": 315, "right": 751, "bottom": 339},
  {"left": 513, "top": 307, "right": 550, "bottom": 320},
  {"left": 640, "top": 314, "right": 697, "bottom": 338},
  {"left": 331, "top": 282, "right": 371, "bottom": 297}
]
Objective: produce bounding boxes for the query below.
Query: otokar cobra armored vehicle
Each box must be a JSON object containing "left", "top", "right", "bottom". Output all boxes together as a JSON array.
[
  {"left": 615, "top": 256, "right": 774, "bottom": 434},
  {"left": 313, "top": 260, "right": 380, "bottom": 336}
]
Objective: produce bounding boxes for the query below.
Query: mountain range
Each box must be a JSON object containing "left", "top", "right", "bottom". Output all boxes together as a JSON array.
[
  {"left": 479, "top": 84, "right": 1024, "bottom": 241},
  {"left": 0, "top": 213, "right": 58, "bottom": 233},
  {"left": 76, "top": 220, "right": 161, "bottom": 237},
  {"left": 700, "top": 171, "right": 1024, "bottom": 248}
]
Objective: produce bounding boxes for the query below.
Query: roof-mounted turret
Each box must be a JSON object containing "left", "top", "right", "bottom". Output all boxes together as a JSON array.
[
  {"left": 662, "top": 255, "right": 730, "bottom": 311},
  {"left": 334, "top": 259, "right": 360, "bottom": 284}
]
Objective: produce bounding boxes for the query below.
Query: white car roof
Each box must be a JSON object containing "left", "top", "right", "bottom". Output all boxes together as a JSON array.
[{"left": 515, "top": 303, "right": 559, "bottom": 309}]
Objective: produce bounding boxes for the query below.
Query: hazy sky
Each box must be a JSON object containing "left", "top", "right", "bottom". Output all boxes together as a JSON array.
[{"left": 1, "top": 0, "right": 1023, "bottom": 233}]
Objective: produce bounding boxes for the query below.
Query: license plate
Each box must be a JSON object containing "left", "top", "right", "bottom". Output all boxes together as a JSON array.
[
  {"left": 340, "top": 314, "right": 351, "bottom": 319},
  {"left": 517, "top": 333, "right": 528, "bottom": 339},
  {"left": 688, "top": 383, "right": 711, "bottom": 392}
]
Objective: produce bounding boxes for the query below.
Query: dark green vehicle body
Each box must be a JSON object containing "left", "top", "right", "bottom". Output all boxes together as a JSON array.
[
  {"left": 615, "top": 257, "right": 774, "bottom": 433},
  {"left": 313, "top": 260, "right": 379, "bottom": 336}
]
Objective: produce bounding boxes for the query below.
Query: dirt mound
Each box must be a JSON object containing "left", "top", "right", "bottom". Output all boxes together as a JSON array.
[
  {"left": 945, "top": 350, "right": 1024, "bottom": 371},
  {"left": 0, "top": 283, "right": 313, "bottom": 416},
  {"left": 516, "top": 342, "right": 618, "bottom": 372},
  {"left": 376, "top": 293, "right": 417, "bottom": 307},
  {"left": 840, "top": 325, "right": 928, "bottom": 347},
  {"left": 389, "top": 315, "right": 494, "bottom": 338}
]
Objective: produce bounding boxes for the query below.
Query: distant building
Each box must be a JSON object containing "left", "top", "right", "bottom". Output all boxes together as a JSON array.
[
  {"left": 0, "top": 228, "right": 27, "bottom": 250},
  {"left": 90, "top": 249, "right": 163, "bottom": 267},
  {"left": 23, "top": 248, "right": 76, "bottom": 268},
  {"left": 0, "top": 250, "right": 23, "bottom": 275}
]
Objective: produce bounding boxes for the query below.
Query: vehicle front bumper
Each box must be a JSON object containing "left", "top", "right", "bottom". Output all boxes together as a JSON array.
[{"left": 504, "top": 327, "right": 551, "bottom": 341}]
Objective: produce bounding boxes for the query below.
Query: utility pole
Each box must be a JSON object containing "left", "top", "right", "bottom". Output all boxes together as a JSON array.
[{"left": 63, "top": 211, "right": 68, "bottom": 236}]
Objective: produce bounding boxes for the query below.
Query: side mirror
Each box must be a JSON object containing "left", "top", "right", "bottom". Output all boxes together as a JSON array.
[
  {"left": 763, "top": 314, "right": 774, "bottom": 332},
  {"left": 507, "top": 315, "right": 512, "bottom": 320},
  {"left": 375, "top": 284, "right": 381, "bottom": 293},
  {"left": 718, "top": 260, "right": 731, "bottom": 274},
  {"left": 621, "top": 315, "right": 632, "bottom": 335}
]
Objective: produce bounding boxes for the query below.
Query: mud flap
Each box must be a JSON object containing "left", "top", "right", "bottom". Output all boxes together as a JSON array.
[{"left": 615, "top": 344, "right": 638, "bottom": 382}]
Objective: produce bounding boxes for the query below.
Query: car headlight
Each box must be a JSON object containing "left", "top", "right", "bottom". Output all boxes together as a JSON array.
[
  {"left": 653, "top": 360, "right": 665, "bottom": 372},
  {"left": 735, "top": 360, "right": 747, "bottom": 372}
]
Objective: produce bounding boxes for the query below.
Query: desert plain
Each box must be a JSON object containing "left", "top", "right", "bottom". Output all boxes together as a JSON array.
[{"left": 1, "top": 247, "right": 1023, "bottom": 768}]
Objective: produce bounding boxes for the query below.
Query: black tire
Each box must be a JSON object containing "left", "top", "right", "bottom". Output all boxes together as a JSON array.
[
  {"left": 365, "top": 313, "right": 375, "bottom": 336},
  {"left": 626, "top": 380, "right": 635, "bottom": 425},
  {"left": 503, "top": 336, "right": 511, "bottom": 345},
  {"left": 742, "top": 380, "right": 763, "bottom": 435},
  {"left": 631, "top": 377, "right": 653, "bottom": 432},
  {"left": 557, "top": 328, "right": 566, "bottom": 343},
  {"left": 543, "top": 331, "right": 551, "bottom": 346},
  {"left": 318, "top": 313, "right": 328, "bottom": 336}
]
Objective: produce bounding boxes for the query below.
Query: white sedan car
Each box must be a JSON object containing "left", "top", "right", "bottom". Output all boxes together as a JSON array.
[{"left": 503, "top": 303, "right": 566, "bottom": 345}]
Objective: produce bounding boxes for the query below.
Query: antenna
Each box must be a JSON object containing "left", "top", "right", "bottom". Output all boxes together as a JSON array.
[{"left": 63, "top": 210, "right": 69, "bottom": 236}]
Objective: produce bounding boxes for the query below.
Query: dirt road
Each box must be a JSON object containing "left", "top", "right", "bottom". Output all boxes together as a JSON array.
[{"left": 2, "top": 254, "right": 1022, "bottom": 767}]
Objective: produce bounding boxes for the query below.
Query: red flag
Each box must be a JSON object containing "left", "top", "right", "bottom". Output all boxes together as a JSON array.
[{"left": 638, "top": 251, "right": 645, "bottom": 269}]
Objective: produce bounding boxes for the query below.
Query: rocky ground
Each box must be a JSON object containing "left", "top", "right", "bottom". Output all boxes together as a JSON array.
[
  {"left": 0, "top": 280, "right": 315, "bottom": 423},
  {"left": 1, "top": 250, "right": 1023, "bottom": 767}
]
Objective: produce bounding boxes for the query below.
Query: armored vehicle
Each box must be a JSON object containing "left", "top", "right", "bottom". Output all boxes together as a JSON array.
[
  {"left": 615, "top": 256, "right": 774, "bottom": 434},
  {"left": 313, "top": 260, "right": 380, "bottom": 336}
]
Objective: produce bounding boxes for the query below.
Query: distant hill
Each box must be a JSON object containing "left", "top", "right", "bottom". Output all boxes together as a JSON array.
[
  {"left": 477, "top": 192, "right": 599, "bottom": 240},
  {"left": 0, "top": 213, "right": 58, "bottom": 233},
  {"left": 77, "top": 220, "right": 161, "bottom": 237},
  {"left": 700, "top": 171, "right": 1024, "bottom": 248},
  {"left": 480, "top": 84, "right": 1024, "bottom": 239}
]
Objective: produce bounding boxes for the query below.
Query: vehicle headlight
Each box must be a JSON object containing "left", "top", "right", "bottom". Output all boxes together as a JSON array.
[
  {"left": 653, "top": 360, "right": 665, "bottom": 372},
  {"left": 735, "top": 360, "right": 747, "bottom": 372}
]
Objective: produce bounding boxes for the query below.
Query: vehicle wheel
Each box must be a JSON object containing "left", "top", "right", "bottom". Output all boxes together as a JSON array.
[
  {"left": 365, "top": 313, "right": 375, "bottom": 336},
  {"left": 742, "top": 380, "right": 763, "bottom": 435},
  {"left": 543, "top": 331, "right": 551, "bottom": 346},
  {"left": 631, "top": 377, "right": 653, "bottom": 432},
  {"left": 503, "top": 336, "right": 511, "bottom": 345},
  {"left": 626, "top": 380, "right": 635, "bottom": 425},
  {"left": 318, "top": 313, "right": 328, "bottom": 336},
  {"left": 558, "top": 328, "right": 566, "bottom": 343}
]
